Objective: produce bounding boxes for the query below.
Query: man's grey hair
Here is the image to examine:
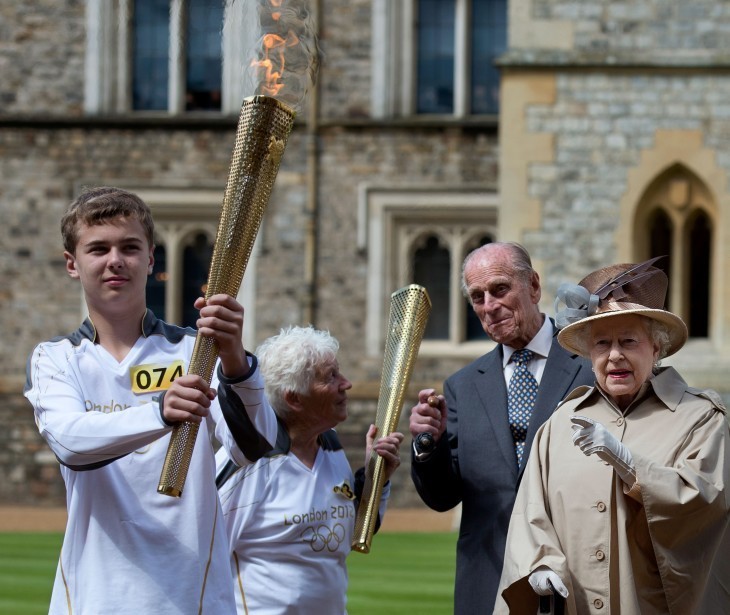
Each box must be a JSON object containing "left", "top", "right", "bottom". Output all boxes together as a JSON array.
[
  {"left": 460, "top": 241, "right": 535, "bottom": 299},
  {"left": 256, "top": 325, "right": 339, "bottom": 420}
]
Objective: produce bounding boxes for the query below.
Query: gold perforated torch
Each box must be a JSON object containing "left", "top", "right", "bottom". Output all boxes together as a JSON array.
[
  {"left": 352, "top": 284, "right": 431, "bottom": 552},
  {"left": 158, "top": 0, "right": 319, "bottom": 496},
  {"left": 157, "top": 96, "right": 295, "bottom": 497}
]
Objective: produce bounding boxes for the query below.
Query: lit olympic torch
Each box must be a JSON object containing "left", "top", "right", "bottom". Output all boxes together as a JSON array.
[{"left": 158, "top": 0, "right": 318, "bottom": 497}]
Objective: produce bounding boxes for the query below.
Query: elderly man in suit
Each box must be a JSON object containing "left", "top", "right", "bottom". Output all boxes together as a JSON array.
[{"left": 409, "top": 241, "right": 593, "bottom": 614}]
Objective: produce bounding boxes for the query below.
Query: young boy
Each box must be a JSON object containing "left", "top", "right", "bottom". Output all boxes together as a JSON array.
[{"left": 24, "top": 186, "right": 277, "bottom": 614}]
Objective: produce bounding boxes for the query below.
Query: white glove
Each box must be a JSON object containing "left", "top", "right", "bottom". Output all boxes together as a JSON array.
[
  {"left": 528, "top": 566, "right": 568, "bottom": 598},
  {"left": 571, "top": 415, "right": 636, "bottom": 486}
]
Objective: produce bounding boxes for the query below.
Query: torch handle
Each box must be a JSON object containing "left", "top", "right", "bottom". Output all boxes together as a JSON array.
[
  {"left": 351, "top": 449, "right": 389, "bottom": 554},
  {"left": 158, "top": 422, "right": 200, "bottom": 498},
  {"left": 157, "top": 335, "right": 218, "bottom": 497}
]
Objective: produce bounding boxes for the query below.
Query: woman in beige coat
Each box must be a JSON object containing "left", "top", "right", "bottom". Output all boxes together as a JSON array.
[{"left": 496, "top": 259, "right": 730, "bottom": 614}]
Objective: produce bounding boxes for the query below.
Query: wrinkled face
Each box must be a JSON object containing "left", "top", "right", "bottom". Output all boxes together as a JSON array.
[
  {"left": 589, "top": 314, "right": 659, "bottom": 410},
  {"left": 64, "top": 216, "right": 154, "bottom": 318},
  {"left": 464, "top": 249, "right": 543, "bottom": 348},
  {"left": 299, "top": 358, "right": 352, "bottom": 430}
]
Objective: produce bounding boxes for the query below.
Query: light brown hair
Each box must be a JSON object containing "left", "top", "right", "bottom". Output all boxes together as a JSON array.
[{"left": 61, "top": 187, "right": 155, "bottom": 254}]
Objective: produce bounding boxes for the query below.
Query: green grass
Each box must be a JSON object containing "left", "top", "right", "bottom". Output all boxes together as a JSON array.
[
  {"left": 347, "top": 532, "right": 457, "bottom": 614},
  {"left": 0, "top": 531, "right": 456, "bottom": 615},
  {"left": 0, "top": 532, "right": 62, "bottom": 615}
]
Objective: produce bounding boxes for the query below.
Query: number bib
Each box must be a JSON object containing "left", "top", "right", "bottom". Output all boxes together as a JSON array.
[{"left": 130, "top": 360, "right": 185, "bottom": 394}]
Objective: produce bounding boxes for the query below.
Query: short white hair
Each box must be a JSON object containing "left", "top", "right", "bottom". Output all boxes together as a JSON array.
[
  {"left": 649, "top": 319, "right": 672, "bottom": 363},
  {"left": 256, "top": 325, "right": 339, "bottom": 420}
]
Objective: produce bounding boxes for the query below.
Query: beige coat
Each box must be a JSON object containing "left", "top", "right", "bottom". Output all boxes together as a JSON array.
[{"left": 496, "top": 367, "right": 730, "bottom": 615}]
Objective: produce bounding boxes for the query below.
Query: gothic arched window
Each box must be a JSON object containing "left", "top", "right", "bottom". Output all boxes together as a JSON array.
[{"left": 638, "top": 167, "right": 715, "bottom": 338}]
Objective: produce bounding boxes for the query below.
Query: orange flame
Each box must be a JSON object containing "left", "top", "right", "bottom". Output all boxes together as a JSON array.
[{"left": 249, "top": 0, "right": 300, "bottom": 96}]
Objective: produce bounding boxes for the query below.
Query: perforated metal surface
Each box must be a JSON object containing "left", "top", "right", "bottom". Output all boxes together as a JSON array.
[
  {"left": 352, "top": 284, "right": 431, "bottom": 553},
  {"left": 158, "top": 96, "right": 295, "bottom": 497}
]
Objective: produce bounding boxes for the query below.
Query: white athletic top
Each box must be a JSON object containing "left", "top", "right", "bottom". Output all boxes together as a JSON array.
[
  {"left": 216, "top": 428, "right": 390, "bottom": 615},
  {"left": 24, "top": 311, "right": 277, "bottom": 615}
]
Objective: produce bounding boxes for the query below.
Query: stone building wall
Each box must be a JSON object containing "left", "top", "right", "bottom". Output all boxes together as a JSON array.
[
  {"left": 317, "top": 0, "right": 373, "bottom": 119},
  {"left": 0, "top": 1, "right": 85, "bottom": 115},
  {"left": 5, "top": 0, "right": 730, "bottom": 509},
  {"left": 531, "top": 0, "right": 730, "bottom": 53},
  {"left": 503, "top": 0, "right": 730, "bottom": 393},
  {"left": 525, "top": 72, "right": 730, "bottom": 292},
  {"left": 0, "top": 389, "right": 66, "bottom": 506}
]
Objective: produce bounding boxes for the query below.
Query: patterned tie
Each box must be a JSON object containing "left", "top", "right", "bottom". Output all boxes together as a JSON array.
[{"left": 507, "top": 348, "right": 538, "bottom": 467}]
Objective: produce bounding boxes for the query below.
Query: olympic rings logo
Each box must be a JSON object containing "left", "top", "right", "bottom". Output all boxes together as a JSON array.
[{"left": 300, "top": 523, "right": 347, "bottom": 552}]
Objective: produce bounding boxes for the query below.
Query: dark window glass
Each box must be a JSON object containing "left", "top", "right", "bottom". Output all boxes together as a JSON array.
[
  {"left": 133, "top": 0, "right": 170, "bottom": 110},
  {"left": 147, "top": 243, "right": 167, "bottom": 320},
  {"left": 414, "top": 235, "right": 451, "bottom": 339},
  {"left": 648, "top": 208, "right": 673, "bottom": 310},
  {"left": 471, "top": 0, "right": 507, "bottom": 114},
  {"left": 687, "top": 211, "right": 711, "bottom": 337},
  {"left": 186, "top": 0, "right": 224, "bottom": 111},
  {"left": 417, "top": 0, "right": 455, "bottom": 114},
  {"left": 182, "top": 233, "right": 213, "bottom": 328}
]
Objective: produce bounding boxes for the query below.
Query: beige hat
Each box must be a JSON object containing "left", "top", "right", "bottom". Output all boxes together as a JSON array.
[{"left": 555, "top": 258, "right": 688, "bottom": 358}]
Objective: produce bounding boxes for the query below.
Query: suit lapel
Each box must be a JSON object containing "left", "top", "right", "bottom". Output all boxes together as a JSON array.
[{"left": 473, "top": 346, "right": 519, "bottom": 479}]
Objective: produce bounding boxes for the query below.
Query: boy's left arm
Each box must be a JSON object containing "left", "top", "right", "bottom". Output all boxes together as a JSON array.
[{"left": 195, "top": 294, "right": 277, "bottom": 464}]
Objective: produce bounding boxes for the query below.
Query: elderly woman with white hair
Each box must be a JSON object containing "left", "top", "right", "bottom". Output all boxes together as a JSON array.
[
  {"left": 215, "top": 325, "right": 403, "bottom": 615},
  {"left": 496, "top": 258, "right": 730, "bottom": 614}
]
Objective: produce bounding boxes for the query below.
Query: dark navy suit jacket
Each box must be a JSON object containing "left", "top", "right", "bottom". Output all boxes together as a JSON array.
[{"left": 411, "top": 325, "right": 593, "bottom": 614}]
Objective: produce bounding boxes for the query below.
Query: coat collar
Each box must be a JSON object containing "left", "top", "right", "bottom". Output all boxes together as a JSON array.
[
  {"left": 646, "top": 366, "right": 687, "bottom": 411},
  {"left": 570, "top": 366, "right": 725, "bottom": 414}
]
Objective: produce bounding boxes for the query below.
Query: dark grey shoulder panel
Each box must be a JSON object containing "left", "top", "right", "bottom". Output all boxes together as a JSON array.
[
  {"left": 215, "top": 458, "right": 239, "bottom": 489},
  {"left": 319, "top": 429, "right": 343, "bottom": 452},
  {"left": 265, "top": 419, "right": 292, "bottom": 457},
  {"left": 142, "top": 310, "right": 196, "bottom": 343},
  {"left": 49, "top": 319, "right": 96, "bottom": 347},
  {"left": 60, "top": 453, "right": 129, "bottom": 472}
]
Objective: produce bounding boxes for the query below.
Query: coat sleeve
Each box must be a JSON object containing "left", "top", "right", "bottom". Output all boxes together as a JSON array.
[
  {"left": 410, "top": 375, "right": 463, "bottom": 512},
  {"left": 636, "top": 403, "right": 730, "bottom": 613}
]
